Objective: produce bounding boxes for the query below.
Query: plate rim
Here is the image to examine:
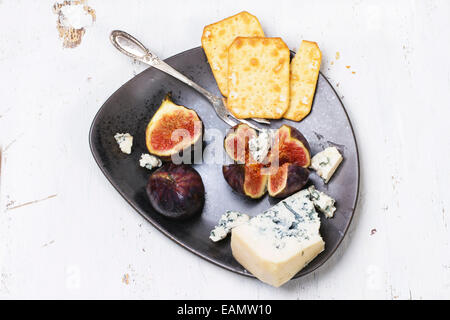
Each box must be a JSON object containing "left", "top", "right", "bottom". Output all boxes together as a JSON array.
[{"left": 88, "top": 46, "right": 360, "bottom": 280}]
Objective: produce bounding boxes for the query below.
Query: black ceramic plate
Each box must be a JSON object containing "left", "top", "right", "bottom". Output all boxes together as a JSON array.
[{"left": 89, "top": 47, "right": 359, "bottom": 280}]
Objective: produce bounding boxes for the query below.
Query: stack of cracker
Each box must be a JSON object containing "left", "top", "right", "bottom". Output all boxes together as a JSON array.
[{"left": 202, "top": 12, "right": 322, "bottom": 121}]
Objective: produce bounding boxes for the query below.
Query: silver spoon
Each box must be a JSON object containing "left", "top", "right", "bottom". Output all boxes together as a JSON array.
[{"left": 110, "top": 30, "right": 270, "bottom": 131}]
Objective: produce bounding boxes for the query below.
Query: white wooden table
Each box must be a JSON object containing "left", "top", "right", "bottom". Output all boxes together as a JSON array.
[{"left": 1, "top": 0, "right": 449, "bottom": 299}]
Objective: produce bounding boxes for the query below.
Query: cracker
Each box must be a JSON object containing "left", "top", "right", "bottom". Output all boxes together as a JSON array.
[
  {"left": 201, "top": 11, "right": 264, "bottom": 96},
  {"left": 284, "top": 40, "right": 322, "bottom": 121},
  {"left": 227, "top": 37, "right": 290, "bottom": 119}
]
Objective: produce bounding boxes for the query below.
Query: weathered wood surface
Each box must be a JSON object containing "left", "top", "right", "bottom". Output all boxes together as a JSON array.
[{"left": 0, "top": 0, "right": 449, "bottom": 299}]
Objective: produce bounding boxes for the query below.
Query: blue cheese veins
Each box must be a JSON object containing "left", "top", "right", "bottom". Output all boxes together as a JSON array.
[
  {"left": 231, "top": 190, "right": 325, "bottom": 287},
  {"left": 139, "top": 153, "right": 162, "bottom": 170},
  {"left": 210, "top": 211, "right": 250, "bottom": 242},
  {"left": 310, "top": 146, "right": 343, "bottom": 183},
  {"left": 114, "top": 133, "right": 133, "bottom": 154},
  {"left": 308, "top": 186, "right": 336, "bottom": 218}
]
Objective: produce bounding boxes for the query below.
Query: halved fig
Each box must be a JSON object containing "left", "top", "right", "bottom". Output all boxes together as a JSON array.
[
  {"left": 224, "top": 123, "right": 257, "bottom": 163},
  {"left": 269, "top": 125, "right": 311, "bottom": 168},
  {"left": 146, "top": 95, "right": 203, "bottom": 160},
  {"left": 223, "top": 163, "right": 268, "bottom": 199},
  {"left": 268, "top": 163, "right": 310, "bottom": 198}
]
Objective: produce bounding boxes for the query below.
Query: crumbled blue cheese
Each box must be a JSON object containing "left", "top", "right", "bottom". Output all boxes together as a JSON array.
[
  {"left": 310, "top": 146, "right": 343, "bottom": 183},
  {"left": 114, "top": 133, "right": 133, "bottom": 154},
  {"left": 231, "top": 190, "right": 325, "bottom": 287},
  {"left": 308, "top": 186, "right": 336, "bottom": 218},
  {"left": 139, "top": 153, "right": 162, "bottom": 170},
  {"left": 210, "top": 211, "right": 250, "bottom": 242},
  {"left": 248, "top": 129, "right": 275, "bottom": 163}
]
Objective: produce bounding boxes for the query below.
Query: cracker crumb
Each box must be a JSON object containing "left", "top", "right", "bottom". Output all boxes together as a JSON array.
[{"left": 122, "top": 273, "right": 130, "bottom": 285}]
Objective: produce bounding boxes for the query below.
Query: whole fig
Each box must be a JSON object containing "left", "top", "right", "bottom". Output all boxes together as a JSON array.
[{"left": 147, "top": 163, "right": 205, "bottom": 219}]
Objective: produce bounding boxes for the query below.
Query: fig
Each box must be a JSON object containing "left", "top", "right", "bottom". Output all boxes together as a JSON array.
[
  {"left": 267, "top": 163, "right": 310, "bottom": 198},
  {"left": 222, "top": 164, "right": 245, "bottom": 195},
  {"left": 223, "top": 163, "right": 268, "bottom": 199},
  {"left": 244, "top": 164, "right": 268, "bottom": 198},
  {"left": 224, "top": 123, "right": 257, "bottom": 163},
  {"left": 269, "top": 125, "right": 311, "bottom": 168},
  {"left": 146, "top": 95, "right": 203, "bottom": 160},
  {"left": 222, "top": 124, "right": 311, "bottom": 200},
  {"left": 146, "top": 163, "right": 205, "bottom": 219}
]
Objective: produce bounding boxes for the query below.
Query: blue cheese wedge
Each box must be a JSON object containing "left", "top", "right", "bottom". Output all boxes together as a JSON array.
[
  {"left": 231, "top": 190, "right": 325, "bottom": 287},
  {"left": 114, "top": 133, "right": 133, "bottom": 154},
  {"left": 210, "top": 211, "right": 249, "bottom": 242},
  {"left": 248, "top": 129, "right": 275, "bottom": 163},
  {"left": 308, "top": 186, "right": 336, "bottom": 218},
  {"left": 139, "top": 153, "right": 162, "bottom": 170},
  {"left": 310, "top": 146, "right": 343, "bottom": 183}
]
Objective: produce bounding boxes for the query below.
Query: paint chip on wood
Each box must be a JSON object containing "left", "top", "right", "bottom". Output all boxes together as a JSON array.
[
  {"left": 6, "top": 194, "right": 57, "bottom": 211},
  {"left": 42, "top": 240, "right": 55, "bottom": 247},
  {"left": 53, "top": 0, "right": 96, "bottom": 48}
]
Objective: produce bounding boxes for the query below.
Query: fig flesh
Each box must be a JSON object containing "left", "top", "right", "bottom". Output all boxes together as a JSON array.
[
  {"left": 223, "top": 164, "right": 268, "bottom": 199},
  {"left": 269, "top": 125, "right": 311, "bottom": 168},
  {"left": 146, "top": 95, "right": 203, "bottom": 160},
  {"left": 222, "top": 124, "right": 311, "bottom": 200},
  {"left": 268, "top": 163, "right": 310, "bottom": 198},
  {"left": 147, "top": 163, "right": 205, "bottom": 219},
  {"left": 224, "top": 123, "right": 257, "bottom": 164}
]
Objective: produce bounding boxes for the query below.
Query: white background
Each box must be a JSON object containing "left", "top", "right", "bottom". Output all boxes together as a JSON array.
[{"left": 1, "top": 0, "right": 449, "bottom": 299}]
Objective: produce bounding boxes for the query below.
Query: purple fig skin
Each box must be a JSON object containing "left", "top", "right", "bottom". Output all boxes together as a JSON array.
[
  {"left": 222, "top": 164, "right": 246, "bottom": 195},
  {"left": 269, "top": 164, "right": 310, "bottom": 198},
  {"left": 147, "top": 163, "right": 205, "bottom": 219}
]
